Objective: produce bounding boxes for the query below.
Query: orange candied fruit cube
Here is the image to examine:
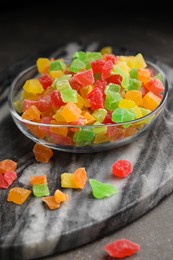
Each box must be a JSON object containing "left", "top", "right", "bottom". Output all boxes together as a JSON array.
[
  {"left": 26, "top": 124, "right": 46, "bottom": 138},
  {"left": 60, "top": 102, "right": 82, "bottom": 123},
  {"left": 30, "top": 175, "right": 47, "bottom": 186},
  {"left": 0, "top": 159, "right": 17, "bottom": 174},
  {"left": 72, "top": 167, "right": 87, "bottom": 189},
  {"left": 36, "top": 58, "right": 51, "bottom": 74},
  {"left": 142, "top": 91, "right": 161, "bottom": 111},
  {"left": 33, "top": 143, "right": 53, "bottom": 163},
  {"left": 7, "top": 187, "right": 31, "bottom": 205},
  {"left": 54, "top": 189, "right": 69, "bottom": 203},
  {"left": 125, "top": 90, "right": 143, "bottom": 106},
  {"left": 50, "top": 120, "right": 68, "bottom": 136},
  {"left": 22, "top": 105, "right": 41, "bottom": 121},
  {"left": 42, "top": 196, "right": 60, "bottom": 210}
]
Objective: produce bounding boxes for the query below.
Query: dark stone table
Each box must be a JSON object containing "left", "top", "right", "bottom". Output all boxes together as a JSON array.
[{"left": 1, "top": 5, "right": 173, "bottom": 260}]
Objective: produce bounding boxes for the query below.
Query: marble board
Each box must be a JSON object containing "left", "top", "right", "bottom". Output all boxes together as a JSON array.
[{"left": 1, "top": 42, "right": 173, "bottom": 260}]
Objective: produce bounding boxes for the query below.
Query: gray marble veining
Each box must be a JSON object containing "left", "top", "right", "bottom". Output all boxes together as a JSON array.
[{"left": 1, "top": 42, "right": 173, "bottom": 260}]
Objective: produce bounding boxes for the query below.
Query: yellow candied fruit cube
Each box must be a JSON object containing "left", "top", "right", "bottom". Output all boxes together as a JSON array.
[
  {"left": 36, "top": 58, "right": 50, "bottom": 74},
  {"left": 53, "top": 109, "right": 66, "bottom": 122},
  {"left": 23, "top": 79, "right": 44, "bottom": 94},
  {"left": 7, "top": 187, "right": 31, "bottom": 205},
  {"left": 100, "top": 46, "right": 112, "bottom": 55},
  {"left": 82, "top": 110, "right": 96, "bottom": 125},
  {"left": 49, "top": 70, "right": 65, "bottom": 79},
  {"left": 118, "top": 99, "right": 136, "bottom": 109},
  {"left": 113, "top": 61, "right": 130, "bottom": 75},
  {"left": 94, "top": 134, "right": 110, "bottom": 144},
  {"left": 50, "top": 120, "right": 68, "bottom": 136},
  {"left": 120, "top": 53, "right": 147, "bottom": 69},
  {"left": 22, "top": 90, "right": 40, "bottom": 101},
  {"left": 125, "top": 90, "right": 143, "bottom": 106},
  {"left": 75, "top": 94, "right": 85, "bottom": 109},
  {"left": 142, "top": 92, "right": 161, "bottom": 111},
  {"left": 79, "top": 85, "right": 93, "bottom": 99},
  {"left": 60, "top": 102, "right": 82, "bottom": 123},
  {"left": 61, "top": 173, "right": 78, "bottom": 188},
  {"left": 136, "top": 107, "right": 153, "bottom": 125}
]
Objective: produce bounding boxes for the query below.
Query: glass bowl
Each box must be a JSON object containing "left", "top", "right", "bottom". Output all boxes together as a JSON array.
[{"left": 8, "top": 61, "right": 168, "bottom": 153}]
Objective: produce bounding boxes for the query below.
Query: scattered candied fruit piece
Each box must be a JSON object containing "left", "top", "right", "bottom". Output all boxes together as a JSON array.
[
  {"left": 30, "top": 175, "right": 47, "bottom": 186},
  {"left": 54, "top": 189, "right": 69, "bottom": 203},
  {"left": 42, "top": 196, "right": 60, "bottom": 210},
  {"left": 72, "top": 167, "right": 87, "bottom": 189},
  {"left": 112, "top": 160, "right": 133, "bottom": 178},
  {"left": 61, "top": 173, "right": 77, "bottom": 188},
  {"left": 32, "top": 183, "right": 50, "bottom": 197},
  {"left": 104, "top": 239, "right": 141, "bottom": 258},
  {"left": 0, "top": 159, "right": 17, "bottom": 174},
  {"left": 7, "top": 187, "right": 31, "bottom": 205},
  {"left": 33, "top": 143, "right": 53, "bottom": 163}
]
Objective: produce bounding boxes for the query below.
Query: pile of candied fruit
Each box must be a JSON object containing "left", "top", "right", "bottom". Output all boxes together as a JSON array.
[{"left": 14, "top": 48, "right": 164, "bottom": 147}]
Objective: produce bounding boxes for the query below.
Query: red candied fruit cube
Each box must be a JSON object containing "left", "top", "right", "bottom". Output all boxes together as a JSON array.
[
  {"left": 23, "top": 100, "right": 39, "bottom": 112},
  {"left": 103, "top": 111, "right": 114, "bottom": 124},
  {"left": 101, "top": 60, "right": 114, "bottom": 80},
  {"left": 94, "top": 79, "right": 107, "bottom": 96},
  {"left": 103, "top": 54, "right": 118, "bottom": 64},
  {"left": 105, "top": 239, "right": 140, "bottom": 258},
  {"left": 69, "top": 77, "right": 83, "bottom": 90},
  {"left": 51, "top": 90, "right": 65, "bottom": 108},
  {"left": 107, "top": 74, "right": 122, "bottom": 85},
  {"left": 39, "top": 117, "right": 52, "bottom": 134},
  {"left": 145, "top": 78, "right": 164, "bottom": 96},
  {"left": 38, "top": 95, "right": 52, "bottom": 112},
  {"left": 112, "top": 160, "right": 133, "bottom": 178},
  {"left": 49, "top": 133, "right": 72, "bottom": 146},
  {"left": 87, "top": 87, "right": 104, "bottom": 110},
  {"left": 38, "top": 73, "right": 53, "bottom": 90},
  {"left": 0, "top": 174, "right": 8, "bottom": 188},
  {"left": 0, "top": 171, "right": 17, "bottom": 189},
  {"left": 90, "top": 59, "right": 105, "bottom": 74},
  {"left": 73, "top": 69, "right": 94, "bottom": 87}
]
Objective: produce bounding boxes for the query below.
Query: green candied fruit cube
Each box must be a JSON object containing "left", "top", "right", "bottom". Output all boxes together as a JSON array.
[
  {"left": 69, "top": 59, "right": 86, "bottom": 73},
  {"left": 52, "top": 75, "right": 72, "bottom": 88},
  {"left": 112, "top": 67, "right": 129, "bottom": 91},
  {"left": 92, "top": 109, "right": 107, "bottom": 123},
  {"left": 32, "top": 184, "right": 50, "bottom": 197},
  {"left": 112, "top": 108, "right": 135, "bottom": 123},
  {"left": 86, "top": 52, "right": 102, "bottom": 63},
  {"left": 14, "top": 98, "right": 24, "bottom": 113},
  {"left": 104, "top": 83, "right": 120, "bottom": 95},
  {"left": 93, "top": 122, "right": 107, "bottom": 135},
  {"left": 139, "top": 107, "right": 154, "bottom": 124},
  {"left": 155, "top": 73, "right": 164, "bottom": 83},
  {"left": 49, "top": 60, "right": 66, "bottom": 72},
  {"left": 129, "top": 68, "right": 138, "bottom": 79},
  {"left": 61, "top": 88, "right": 77, "bottom": 103},
  {"left": 128, "top": 78, "right": 142, "bottom": 90},
  {"left": 104, "top": 93, "right": 122, "bottom": 111},
  {"left": 72, "top": 51, "right": 86, "bottom": 61},
  {"left": 73, "top": 129, "right": 95, "bottom": 146},
  {"left": 54, "top": 79, "right": 71, "bottom": 91}
]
